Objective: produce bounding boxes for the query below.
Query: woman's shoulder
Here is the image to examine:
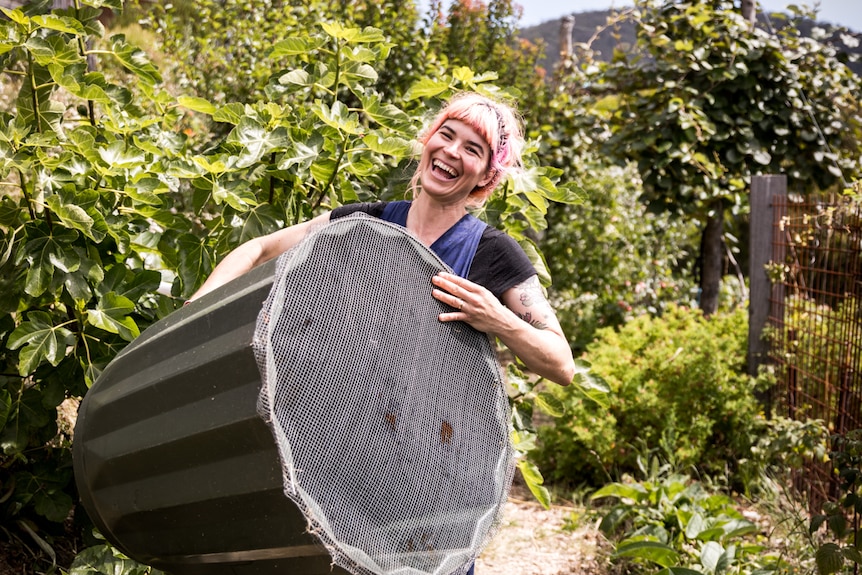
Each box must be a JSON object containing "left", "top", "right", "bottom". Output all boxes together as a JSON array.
[
  {"left": 478, "top": 226, "right": 528, "bottom": 257},
  {"left": 331, "top": 202, "right": 388, "bottom": 219}
]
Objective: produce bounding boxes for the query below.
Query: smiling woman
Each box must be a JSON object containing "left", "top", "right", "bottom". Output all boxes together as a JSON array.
[
  {"left": 183, "top": 92, "right": 575, "bottom": 575},
  {"left": 190, "top": 90, "right": 575, "bottom": 388}
]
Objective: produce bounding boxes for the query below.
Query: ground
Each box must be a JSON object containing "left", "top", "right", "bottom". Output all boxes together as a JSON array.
[{"left": 477, "top": 485, "right": 610, "bottom": 575}]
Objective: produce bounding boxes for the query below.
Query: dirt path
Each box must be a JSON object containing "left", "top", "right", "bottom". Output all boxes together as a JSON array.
[{"left": 476, "top": 494, "right": 608, "bottom": 575}]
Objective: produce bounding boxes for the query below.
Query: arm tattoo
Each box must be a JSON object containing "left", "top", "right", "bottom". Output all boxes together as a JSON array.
[{"left": 515, "top": 276, "right": 552, "bottom": 330}]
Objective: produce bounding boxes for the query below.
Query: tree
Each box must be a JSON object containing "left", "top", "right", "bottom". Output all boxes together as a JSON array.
[
  {"left": 0, "top": 0, "right": 184, "bottom": 563},
  {"left": 0, "top": 2, "right": 580, "bottom": 569},
  {"left": 595, "top": 0, "right": 862, "bottom": 314}
]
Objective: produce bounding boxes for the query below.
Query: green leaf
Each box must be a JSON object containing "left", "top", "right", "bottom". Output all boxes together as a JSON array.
[
  {"left": 81, "top": 0, "right": 122, "bottom": 9},
  {"left": 310, "top": 157, "right": 337, "bottom": 187},
  {"left": 278, "top": 69, "right": 311, "bottom": 88},
  {"left": 86, "top": 292, "right": 140, "bottom": 341},
  {"left": 109, "top": 34, "right": 161, "bottom": 85},
  {"left": 212, "top": 179, "right": 257, "bottom": 211},
  {"left": 592, "top": 482, "right": 648, "bottom": 502},
  {"left": 312, "top": 100, "right": 362, "bottom": 135},
  {"left": 362, "top": 133, "right": 412, "bottom": 158},
  {"left": 534, "top": 391, "right": 565, "bottom": 417},
  {"left": 320, "top": 22, "right": 384, "bottom": 43},
  {"left": 279, "top": 133, "right": 323, "bottom": 171},
  {"left": 361, "top": 95, "right": 412, "bottom": 132},
  {"left": 571, "top": 359, "right": 611, "bottom": 408},
  {"left": 229, "top": 120, "right": 290, "bottom": 168},
  {"left": 656, "top": 568, "right": 705, "bottom": 575},
  {"left": 685, "top": 512, "right": 707, "bottom": 539},
  {"left": 32, "top": 14, "right": 85, "bottom": 35},
  {"left": 17, "top": 63, "right": 64, "bottom": 135},
  {"left": 722, "top": 518, "right": 758, "bottom": 538},
  {"left": 613, "top": 540, "right": 679, "bottom": 568},
  {"left": 236, "top": 205, "right": 282, "bottom": 244},
  {"left": 269, "top": 36, "right": 327, "bottom": 57},
  {"left": 700, "top": 541, "right": 725, "bottom": 573},
  {"left": 98, "top": 141, "right": 146, "bottom": 169},
  {"left": 21, "top": 229, "right": 79, "bottom": 297},
  {"left": 0, "top": 389, "right": 10, "bottom": 430},
  {"left": 8, "top": 311, "right": 74, "bottom": 376},
  {"left": 816, "top": 543, "right": 844, "bottom": 575},
  {"left": 45, "top": 195, "right": 94, "bottom": 239},
  {"left": 843, "top": 547, "right": 862, "bottom": 566},
  {"left": 517, "top": 239, "right": 551, "bottom": 286},
  {"left": 511, "top": 429, "right": 537, "bottom": 452},
  {"left": 213, "top": 103, "right": 245, "bottom": 125},
  {"left": 177, "top": 96, "right": 217, "bottom": 115},
  {"left": 517, "top": 459, "right": 550, "bottom": 509},
  {"left": 1, "top": 7, "right": 29, "bottom": 26},
  {"left": 598, "top": 506, "right": 630, "bottom": 535},
  {"left": 70, "top": 543, "right": 160, "bottom": 575},
  {"left": 176, "top": 233, "right": 211, "bottom": 297},
  {"left": 27, "top": 35, "right": 81, "bottom": 67},
  {"left": 404, "top": 78, "right": 450, "bottom": 101},
  {"left": 34, "top": 488, "right": 73, "bottom": 523}
]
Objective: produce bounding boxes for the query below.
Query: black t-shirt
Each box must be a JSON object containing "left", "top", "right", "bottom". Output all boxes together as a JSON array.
[{"left": 331, "top": 202, "right": 536, "bottom": 300}]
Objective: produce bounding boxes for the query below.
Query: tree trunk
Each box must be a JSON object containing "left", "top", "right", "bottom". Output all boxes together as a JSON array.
[
  {"left": 741, "top": 0, "right": 757, "bottom": 23},
  {"left": 700, "top": 202, "right": 724, "bottom": 316}
]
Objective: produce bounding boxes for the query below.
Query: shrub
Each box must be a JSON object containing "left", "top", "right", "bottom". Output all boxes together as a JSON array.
[
  {"left": 535, "top": 304, "right": 764, "bottom": 488},
  {"left": 541, "top": 163, "right": 700, "bottom": 354}
]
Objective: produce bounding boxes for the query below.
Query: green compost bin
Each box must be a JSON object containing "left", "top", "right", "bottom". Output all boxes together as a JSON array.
[{"left": 72, "top": 259, "right": 348, "bottom": 575}]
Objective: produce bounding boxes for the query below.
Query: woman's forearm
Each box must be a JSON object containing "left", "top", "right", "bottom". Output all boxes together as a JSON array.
[
  {"left": 187, "top": 212, "right": 331, "bottom": 302},
  {"left": 187, "top": 240, "right": 265, "bottom": 302},
  {"left": 494, "top": 316, "right": 575, "bottom": 386}
]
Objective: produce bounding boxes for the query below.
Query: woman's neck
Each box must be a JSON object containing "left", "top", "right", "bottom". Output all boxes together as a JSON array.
[{"left": 406, "top": 195, "right": 468, "bottom": 247}]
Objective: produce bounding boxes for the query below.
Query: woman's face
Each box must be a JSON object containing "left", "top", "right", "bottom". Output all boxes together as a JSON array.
[{"left": 419, "top": 119, "right": 492, "bottom": 204}]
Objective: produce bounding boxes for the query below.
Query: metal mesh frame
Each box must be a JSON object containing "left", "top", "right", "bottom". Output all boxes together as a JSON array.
[{"left": 253, "top": 214, "right": 514, "bottom": 575}]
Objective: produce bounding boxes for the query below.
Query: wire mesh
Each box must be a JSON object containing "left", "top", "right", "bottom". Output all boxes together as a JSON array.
[
  {"left": 767, "top": 193, "right": 862, "bottom": 507},
  {"left": 253, "top": 214, "right": 514, "bottom": 575}
]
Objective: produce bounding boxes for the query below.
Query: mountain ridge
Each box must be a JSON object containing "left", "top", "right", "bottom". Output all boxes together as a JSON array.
[{"left": 519, "top": 9, "right": 862, "bottom": 76}]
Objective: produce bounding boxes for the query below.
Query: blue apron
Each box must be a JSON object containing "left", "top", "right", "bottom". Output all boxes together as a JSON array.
[
  {"left": 381, "top": 200, "right": 486, "bottom": 279},
  {"left": 382, "top": 200, "right": 482, "bottom": 575}
]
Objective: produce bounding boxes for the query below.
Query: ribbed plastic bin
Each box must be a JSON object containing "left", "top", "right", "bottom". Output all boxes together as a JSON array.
[
  {"left": 74, "top": 216, "right": 514, "bottom": 575},
  {"left": 73, "top": 259, "right": 346, "bottom": 575}
]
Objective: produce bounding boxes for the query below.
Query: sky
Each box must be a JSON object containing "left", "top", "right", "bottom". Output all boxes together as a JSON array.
[{"left": 516, "top": 0, "right": 862, "bottom": 31}]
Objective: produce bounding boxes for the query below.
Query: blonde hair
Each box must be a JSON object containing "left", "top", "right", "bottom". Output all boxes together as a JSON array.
[{"left": 410, "top": 92, "right": 525, "bottom": 205}]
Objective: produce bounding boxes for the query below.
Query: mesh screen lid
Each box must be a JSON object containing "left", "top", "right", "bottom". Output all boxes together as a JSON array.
[{"left": 253, "top": 214, "right": 514, "bottom": 575}]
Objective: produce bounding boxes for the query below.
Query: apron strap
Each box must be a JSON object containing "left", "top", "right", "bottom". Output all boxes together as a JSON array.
[{"left": 381, "top": 201, "right": 485, "bottom": 278}]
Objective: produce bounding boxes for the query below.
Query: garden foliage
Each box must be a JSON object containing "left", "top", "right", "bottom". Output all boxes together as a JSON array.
[
  {"left": 541, "top": 162, "right": 700, "bottom": 353},
  {"left": 535, "top": 304, "right": 762, "bottom": 488},
  {"left": 0, "top": 1, "right": 579, "bottom": 567},
  {"left": 592, "top": 458, "right": 780, "bottom": 575},
  {"left": 588, "top": 0, "right": 862, "bottom": 313}
]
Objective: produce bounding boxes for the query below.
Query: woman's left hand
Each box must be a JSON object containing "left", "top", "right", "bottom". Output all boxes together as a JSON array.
[
  {"left": 431, "top": 272, "right": 513, "bottom": 335},
  {"left": 431, "top": 271, "right": 575, "bottom": 386}
]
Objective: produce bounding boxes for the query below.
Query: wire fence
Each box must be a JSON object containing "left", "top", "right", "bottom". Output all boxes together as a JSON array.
[{"left": 767, "top": 192, "right": 862, "bottom": 507}]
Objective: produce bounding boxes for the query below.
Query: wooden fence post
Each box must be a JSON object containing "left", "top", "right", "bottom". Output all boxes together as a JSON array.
[{"left": 748, "top": 175, "right": 787, "bottom": 387}]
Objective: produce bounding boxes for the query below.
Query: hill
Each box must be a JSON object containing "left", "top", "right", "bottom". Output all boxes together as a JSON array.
[{"left": 520, "top": 9, "right": 862, "bottom": 76}]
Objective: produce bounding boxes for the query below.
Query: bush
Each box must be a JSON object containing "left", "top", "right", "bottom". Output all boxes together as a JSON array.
[{"left": 535, "top": 304, "right": 764, "bottom": 489}]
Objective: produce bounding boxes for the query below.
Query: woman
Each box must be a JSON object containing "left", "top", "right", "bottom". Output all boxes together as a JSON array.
[{"left": 189, "top": 91, "right": 574, "bottom": 387}]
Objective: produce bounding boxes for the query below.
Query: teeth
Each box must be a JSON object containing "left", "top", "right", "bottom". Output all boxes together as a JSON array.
[{"left": 432, "top": 159, "right": 457, "bottom": 177}]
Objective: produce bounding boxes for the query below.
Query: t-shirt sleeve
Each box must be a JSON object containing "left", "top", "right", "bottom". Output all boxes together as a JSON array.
[{"left": 469, "top": 228, "right": 537, "bottom": 300}]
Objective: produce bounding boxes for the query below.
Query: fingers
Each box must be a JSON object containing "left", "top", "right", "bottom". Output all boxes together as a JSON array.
[{"left": 431, "top": 272, "right": 470, "bottom": 305}]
